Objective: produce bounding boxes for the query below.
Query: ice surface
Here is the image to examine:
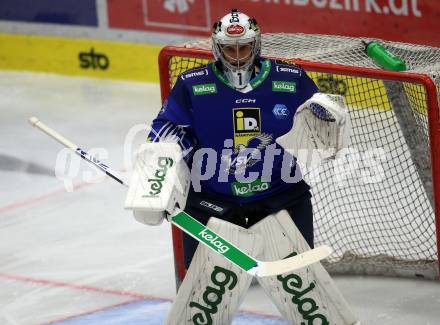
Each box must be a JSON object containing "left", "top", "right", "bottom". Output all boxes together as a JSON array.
[{"left": 0, "top": 71, "right": 439, "bottom": 324}]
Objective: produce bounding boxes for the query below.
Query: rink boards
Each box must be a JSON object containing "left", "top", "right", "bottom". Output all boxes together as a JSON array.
[{"left": 0, "top": 33, "right": 162, "bottom": 82}]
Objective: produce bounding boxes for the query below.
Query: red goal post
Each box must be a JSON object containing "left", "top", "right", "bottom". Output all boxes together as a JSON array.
[{"left": 158, "top": 35, "right": 440, "bottom": 284}]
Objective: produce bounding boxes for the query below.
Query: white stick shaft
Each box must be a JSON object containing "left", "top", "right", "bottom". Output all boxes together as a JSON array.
[
  {"left": 29, "top": 117, "right": 77, "bottom": 150},
  {"left": 29, "top": 117, "right": 128, "bottom": 186}
]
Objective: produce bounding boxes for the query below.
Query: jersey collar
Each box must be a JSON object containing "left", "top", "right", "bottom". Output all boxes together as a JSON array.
[{"left": 211, "top": 59, "right": 271, "bottom": 91}]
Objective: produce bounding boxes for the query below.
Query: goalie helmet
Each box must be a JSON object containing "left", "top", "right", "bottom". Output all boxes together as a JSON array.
[{"left": 212, "top": 9, "right": 261, "bottom": 89}]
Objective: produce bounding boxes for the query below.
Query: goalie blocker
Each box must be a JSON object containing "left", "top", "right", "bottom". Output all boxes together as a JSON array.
[{"left": 125, "top": 142, "right": 191, "bottom": 225}]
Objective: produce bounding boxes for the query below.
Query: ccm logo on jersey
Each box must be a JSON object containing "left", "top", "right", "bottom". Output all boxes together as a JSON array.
[{"left": 235, "top": 98, "right": 256, "bottom": 103}]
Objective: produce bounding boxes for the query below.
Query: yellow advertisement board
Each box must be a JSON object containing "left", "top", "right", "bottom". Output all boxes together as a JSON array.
[{"left": 0, "top": 33, "right": 162, "bottom": 82}]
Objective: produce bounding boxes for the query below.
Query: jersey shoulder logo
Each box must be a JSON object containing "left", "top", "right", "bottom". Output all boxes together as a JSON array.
[
  {"left": 181, "top": 66, "right": 209, "bottom": 80},
  {"left": 272, "top": 81, "right": 297, "bottom": 93},
  {"left": 192, "top": 83, "right": 217, "bottom": 95},
  {"left": 274, "top": 60, "right": 302, "bottom": 76}
]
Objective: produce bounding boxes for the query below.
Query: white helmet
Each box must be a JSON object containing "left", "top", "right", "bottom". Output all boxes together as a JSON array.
[{"left": 212, "top": 9, "right": 261, "bottom": 89}]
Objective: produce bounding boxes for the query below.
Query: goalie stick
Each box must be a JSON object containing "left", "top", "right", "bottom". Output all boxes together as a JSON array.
[{"left": 28, "top": 117, "right": 332, "bottom": 277}]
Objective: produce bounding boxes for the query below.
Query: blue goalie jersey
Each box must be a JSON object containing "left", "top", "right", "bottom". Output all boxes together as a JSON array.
[{"left": 148, "top": 58, "right": 318, "bottom": 203}]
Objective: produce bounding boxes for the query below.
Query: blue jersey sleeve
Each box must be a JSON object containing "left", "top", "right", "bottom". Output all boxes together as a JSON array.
[
  {"left": 299, "top": 70, "right": 319, "bottom": 103},
  {"left": 147, "top": 77, "right": 198, "bottom": 160}
]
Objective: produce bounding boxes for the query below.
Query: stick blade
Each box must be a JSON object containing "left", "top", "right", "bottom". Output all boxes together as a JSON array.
[{"left": 252, "top": 245, "right": 332, "bottom": 277}]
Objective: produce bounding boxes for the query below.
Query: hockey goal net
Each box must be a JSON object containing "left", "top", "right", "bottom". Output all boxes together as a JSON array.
[{"left": 158, "top": 33, "right": 440, "bottom": 282}]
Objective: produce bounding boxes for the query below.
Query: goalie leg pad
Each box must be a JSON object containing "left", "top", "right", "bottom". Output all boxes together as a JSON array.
[
  {"left": 251, "top": 210, "right": 359, "bottom": 325},
  {"left": 165, "top": 217, "right": 263, "bottom": 325}
]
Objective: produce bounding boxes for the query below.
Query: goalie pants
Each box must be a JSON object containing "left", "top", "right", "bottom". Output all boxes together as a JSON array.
[{"left": 182, "top": 185, "right": 313, "bottom": 269}]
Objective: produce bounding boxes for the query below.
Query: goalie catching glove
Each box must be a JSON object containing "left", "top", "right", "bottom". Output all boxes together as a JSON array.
[
  {"left": 276, "top": 93, "right": 351, "bottom": 161},
  {"left": 125, "top": 142, "right": 190, "bottom": 225}
]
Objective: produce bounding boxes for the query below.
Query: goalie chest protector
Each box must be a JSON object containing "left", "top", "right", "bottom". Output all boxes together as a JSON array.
[{"left": 156, "top": 59, "right": 318, "bottom": 202}]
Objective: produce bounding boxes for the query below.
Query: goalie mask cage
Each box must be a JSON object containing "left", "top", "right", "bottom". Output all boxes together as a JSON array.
[{"left": 158, "top": 33, "right": 440, "bottom": 283}]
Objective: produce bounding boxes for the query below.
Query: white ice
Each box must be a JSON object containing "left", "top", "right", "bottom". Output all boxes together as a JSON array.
[{"left": 0, "top": 71, "right": 439, "bottom": 325}]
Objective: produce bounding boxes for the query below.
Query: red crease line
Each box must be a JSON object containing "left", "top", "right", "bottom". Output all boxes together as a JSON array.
[
  {"left": 0, "top": 179, "right": 101, "bottom": 215},
  {"left": 0, "top": 273, "right": 171, "bottom": 301}
]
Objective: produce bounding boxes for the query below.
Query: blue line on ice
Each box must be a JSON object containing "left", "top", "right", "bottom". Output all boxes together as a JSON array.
[{"left": 52, "top": 299, "right": 287, "bottom": 325}]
